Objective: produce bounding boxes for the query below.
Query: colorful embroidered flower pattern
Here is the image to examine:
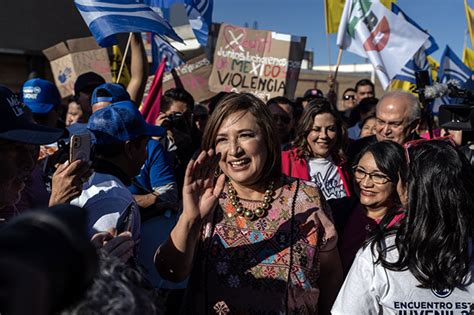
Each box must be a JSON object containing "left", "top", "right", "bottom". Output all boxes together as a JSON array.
[{"left": 185, "top": 177, "right": 328, "bottom": 314}]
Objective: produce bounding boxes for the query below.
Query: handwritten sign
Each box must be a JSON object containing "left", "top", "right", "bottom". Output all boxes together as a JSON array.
[
  {"left": 143, "top": 55, "right": 214, "bottom": 103},
  {"left": 43, "top": 37, "right": 112, "bottom": 98},
  {"left": 209, "top": 24, "right": 306, "bottom": 100}
]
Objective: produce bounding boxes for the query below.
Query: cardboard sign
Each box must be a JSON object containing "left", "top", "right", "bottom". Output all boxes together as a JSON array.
[
  {"left": 43, "top": 37, "right": 112, "bottom": 98},
  {"left": 144, "top": 55, "right": 215, "bottom": 103},
  {"left": 209, "top": 24, "right": 306, "bottom": 100},
  {"left": 163, "top": 55, "right": 214, "bottom": 102}
]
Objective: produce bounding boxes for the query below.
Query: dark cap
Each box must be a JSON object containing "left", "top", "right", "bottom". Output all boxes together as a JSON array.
[
  {"left": 303, "top": 88, "right": 324, "bottom": 100},
  {"left": 87, "top": 101, "right": 165, "bottom": 145},
  {"left": 0, "top": 85, "right": 65, "bottom": 145},
  {"left": 74, "top": 72, "right": 106, "bottom": 96}
]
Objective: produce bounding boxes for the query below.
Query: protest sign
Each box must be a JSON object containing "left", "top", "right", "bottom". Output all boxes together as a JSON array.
[
  {"left": 43, "top": 37, "right": 112, "bottom": 98},
  {"left": 209, "top": 23, "right": 306, "bottom": 100},
  {"left": 144, "top": 55, "right": 214, "bottom": 103}
]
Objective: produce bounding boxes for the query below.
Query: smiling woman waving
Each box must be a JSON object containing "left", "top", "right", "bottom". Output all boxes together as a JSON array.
[{"left": 154, "top": 93, "right": 343, "bottom": 314}]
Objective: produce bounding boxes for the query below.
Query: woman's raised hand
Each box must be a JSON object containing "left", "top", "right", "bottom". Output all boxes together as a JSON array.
[{"left": 182, "top": 149, "right": 225, "bottom": 222}]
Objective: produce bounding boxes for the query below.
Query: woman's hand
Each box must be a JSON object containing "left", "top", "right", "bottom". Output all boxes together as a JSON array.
[{"left": 182, "top": 149, "right": 225, "bottom": 223}]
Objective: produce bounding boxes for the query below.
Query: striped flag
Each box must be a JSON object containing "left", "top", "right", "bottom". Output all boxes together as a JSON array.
[
  {"left": 432, "top": 46, "right": 472, "bottom": 113},
  {"left": 185, "top": 0, "right": 213, "bottom": 46},
  {"left": 74, "top": 0, "right": 182, "bottom": 47},
  {"left": 152, "top": 35, "right": 184, "bottom": 72},
  {"left": 391, "top": 3, "right": 438, "bottom": 85},
  {"left": 145, "top": 0, "right": 213, "bottom": 46}
]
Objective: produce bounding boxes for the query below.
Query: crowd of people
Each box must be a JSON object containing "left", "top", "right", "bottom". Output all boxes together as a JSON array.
[{"left": 1, "top": 45, "right": 474, "bottom": 314}]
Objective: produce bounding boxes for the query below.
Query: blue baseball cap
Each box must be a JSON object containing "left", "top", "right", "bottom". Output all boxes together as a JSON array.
[
  {"left": 22, "top": 79, "right": 61, "bottom": 114},
  {"left": 91, "top": 83, "right": 130, "bottom": 106},
  {"left": 0, "top": 85, "right": 65, "bottom": 144},
  {"left": 87, "top": 101, "right": 165, "bottom": 145}
]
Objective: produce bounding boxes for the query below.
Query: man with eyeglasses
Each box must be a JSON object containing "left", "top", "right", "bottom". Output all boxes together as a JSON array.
[{"left": 347, "top": 90, "right": 421, "bottom": 164}]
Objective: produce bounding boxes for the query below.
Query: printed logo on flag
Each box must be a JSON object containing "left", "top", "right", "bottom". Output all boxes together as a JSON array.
[{"left": 363, "top": 16, "right": 390, "bottom": 52}]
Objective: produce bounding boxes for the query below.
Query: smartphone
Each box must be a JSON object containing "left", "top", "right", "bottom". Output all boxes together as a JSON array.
[
  {"left": 69, "top": 133, "right": 91, "bottom": 163},
  {"left": 115, "top": 203, "right": 134, "bottom": 234}
]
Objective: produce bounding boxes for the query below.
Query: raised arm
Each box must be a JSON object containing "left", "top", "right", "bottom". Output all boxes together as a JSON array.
[
  {"left": 154, "top": 149, "right": 225, "bottom": 282},
  {"left": 127, "top": 33, "right": 148, "bottom": 105}
]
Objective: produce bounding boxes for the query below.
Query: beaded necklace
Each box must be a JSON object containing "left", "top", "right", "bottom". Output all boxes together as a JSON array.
[{"left": 226, "top": 180, "right": 275, "bottom": 221}]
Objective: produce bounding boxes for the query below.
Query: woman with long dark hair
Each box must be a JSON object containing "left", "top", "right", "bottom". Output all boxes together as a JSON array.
[
  {"left": 339, "top": 140, "right": 407, "bottom": 273},
  {"left": 332, "top": 140, "right": 474, "bottom": 314}
]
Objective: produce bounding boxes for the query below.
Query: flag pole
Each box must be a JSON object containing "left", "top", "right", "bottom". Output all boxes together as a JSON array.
[
  {"left": 117, "top": 32, "right": 133, "bottom": 83},
  {"left": 326, "top": 33, "right": 333, "bottom": 73},
  {"left": 333, "top": 48, "right": 343, "bottom": 80}
]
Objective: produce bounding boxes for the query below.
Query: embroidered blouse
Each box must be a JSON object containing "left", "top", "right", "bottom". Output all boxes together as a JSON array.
[{"left": 182, "top": 176, "right": 336, "bottom": 314}]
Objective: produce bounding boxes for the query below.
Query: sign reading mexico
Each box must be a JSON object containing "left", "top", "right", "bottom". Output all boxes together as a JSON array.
[{"left": 209, "top": 24, "right": 306, "bottom": 100}]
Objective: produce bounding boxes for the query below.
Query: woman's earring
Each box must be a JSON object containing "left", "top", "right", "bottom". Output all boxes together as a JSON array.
[{"left": 214, "top": 167, "right": 222, "bottom": 178}]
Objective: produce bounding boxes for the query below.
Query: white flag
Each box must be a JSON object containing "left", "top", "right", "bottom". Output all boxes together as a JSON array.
[{"left": 337, "top": 0, "right": 429, "bottom": 89}]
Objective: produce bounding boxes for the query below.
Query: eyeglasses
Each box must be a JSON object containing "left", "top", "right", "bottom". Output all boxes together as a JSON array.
[
  {"left": 343, "top": 95, "right": 356, "bottom": 100},
  {"left": 353, "top": 166, "right": 391, "bottom": 184},
  {"left": 403, "top": 136, "right": 456, "bottom": 163}
]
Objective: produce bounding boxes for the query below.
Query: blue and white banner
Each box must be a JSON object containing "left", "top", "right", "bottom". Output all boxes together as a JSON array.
[
  {"left": 152, "top": 35, "right": 184, "bottom": 72},
  {"left": 75, "top": 0, "right": 182, "bottom": 47},
  {"left": 433, "top": 46, "right": 472, "bottom": 113},
  {"left": 145, "top": 0, "right": 213, "bottom": 46},
  {"left": 391, "top": 3, "right": 438, "bottom": 84},
  {"left": 184, "top": 0, "right": 213, "bottom": 46}
]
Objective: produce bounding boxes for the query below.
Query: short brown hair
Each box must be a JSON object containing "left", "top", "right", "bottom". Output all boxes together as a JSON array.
[{"left": 201, "top": 93, "right": 281, "bottom": 183}]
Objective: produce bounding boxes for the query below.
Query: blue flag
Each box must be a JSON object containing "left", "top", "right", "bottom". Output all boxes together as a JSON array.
[
  {"left": 75, "top": 0, "right": 182, "bottom": 47},
  {"left": 152, "top": 35, "right": 184, "bottom": 72},
  {"left": 391, "top": 3, "right": 438, "bottom": 84},
  {"left": 432, "top": 46, "right": 472, "bottom": 113},
  {"left": 185, "top": 0, "right": 213, "bottom": 46},
  {"left": 145, "top": 0, "right": 213, "bottom": 46}
]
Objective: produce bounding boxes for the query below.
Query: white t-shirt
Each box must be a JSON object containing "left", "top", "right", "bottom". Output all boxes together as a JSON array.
[
  {"left": 70, "top": 172, "right": 141, "bottom": 243},
  {"left": 332, "top": 237, "right": 474, "bottom": 314},
  {"left": 307, "top": 157, "right": 347, "bottom": 200}
]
